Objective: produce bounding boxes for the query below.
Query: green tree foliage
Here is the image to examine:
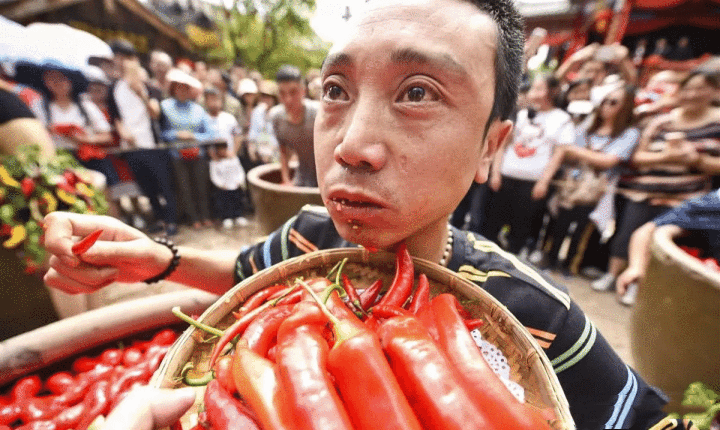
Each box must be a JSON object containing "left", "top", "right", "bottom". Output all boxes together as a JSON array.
[{"left": 206, "top": 0, "right": 329, "bottom": 77}]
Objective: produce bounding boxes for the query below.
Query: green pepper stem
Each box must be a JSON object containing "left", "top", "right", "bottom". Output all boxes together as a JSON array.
[
  {"left": 172, "top": 307, "right": 224, "bottom": 338},
  {"left": 181, "top": 362, "right": 215, "bottom": 386},
  {"left": 299, "top": 279, "right": 359, "bottom": 343}
]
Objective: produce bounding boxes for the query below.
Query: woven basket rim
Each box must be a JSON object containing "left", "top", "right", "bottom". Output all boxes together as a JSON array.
[{"left": 152, "top": 247, "right": 575, "bottom": 429}]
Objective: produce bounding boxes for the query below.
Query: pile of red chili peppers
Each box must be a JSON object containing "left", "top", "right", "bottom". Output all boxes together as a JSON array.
[
  {"left": 175, "top": 243, "right": 554, "bottom": 430},
  {"left": 0, "top": 329, "right": 177, "bottom": 430}
]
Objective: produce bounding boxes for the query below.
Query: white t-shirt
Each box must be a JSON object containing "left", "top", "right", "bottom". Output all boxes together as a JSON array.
[
  {"left": 48, "top": 99, "right": 111, "bottom": 150},
  {"left": 500, "top": 108, "right": 575, "bottom": 181},
  {"left": 208, "top": 111, "right": 239, "bottom": 153},
  {"left": 210, "top": 157, "right": 246, "bottom": 191},
  {"left": 248, "top": 102, "right": 279, "bottom": 162},
  {"left": 113, "top": 80, "right": 156, "bottom": 149}
]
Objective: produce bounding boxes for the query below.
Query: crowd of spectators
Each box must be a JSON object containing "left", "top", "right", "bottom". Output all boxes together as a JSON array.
[
  {"left": 453, "top": 37, "right": 720, "bottom": 307},
  {"left": 2, "top": 39, "right": 321, "bottom": 237}
]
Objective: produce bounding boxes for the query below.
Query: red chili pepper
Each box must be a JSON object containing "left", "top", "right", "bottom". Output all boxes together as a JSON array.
[
  {"left": 209, "top": 298, "right": 278, "bottom": 368},
  {"left": 21, "top": 178, "right": 35, "bottom": 197},
  {"left": 71, "top": 356, "right": 99, "bottom": 374},
  {"left": 364, "top": 314, "right": 381, "bottom": 332},
  {"left": 45, "top": 372, "right": 74, "bottom": 395},
  {"left": 275, "top": 289, "right": 303, "bottom": 306},
  {"left": 214, "top": 355, "right": 235, "bottom": 395},
  {"left": 51, "top": 364, "right": 113, "bottom": 408},
  {"left": 75, "top": 379, "right": 110, "bottom": 430},
  {"left": 231, "top": 342, "right": 296, "bottom": 430},
  {"left": 429, "top": 294, "right": 551, "bottom": 430},
  {"left": 408, "top": 273, "right": 430, "bottom": 314},
  {"left": 341, "top": 274, "right": 363, "bottom": 312},
  {"left": 378, "top": 316, "right": 493, "bottom": 430},
  {"left": 204, "top": 379, "right": 261, "bottom": 430},
  {"left": 63, "top": 171, "right": 78, "bottom": 187},
  {"left": 15, "top": 421, "right": 57, "bottom": 430},
  {"left": 51, "top": 403, "right": 85, "bottom": 430},
  {"left": 0, "top": 404, "right": 20, "bottom": 426},
  {"left": 122, "top": 346, "right": 144, "bottom": 367},
  {"left": 276, "top": 326, "right": 354, "bottom": 430},
  {"left": 12, "top": 375, "right": 42, "bottom": 401},
  {"left": 464, "top": 318, "right": 485, "bottom": 331},
  {"left": 371, "top": 304, "right": 413, "bottom": 319},
  {"left": 19, "top": 396, "right": 64, "bottom": 423},
  {"left": 232, "top": 285, "right": 287, "bottom": 319},
  {"left": 170, "top": 421, "right": 183, "bottom": 430},
  {"left": 100, "top": 348, "right": 123, "bottom": 366},
  {"left": 241, "top": 305, "right": 295, "bottom": 357},
  {"left": 359, "top": 279, "right": 383, "bottom": 310},
  {"left": 376, "top": 242, "right": 414, "bottom": 308},
  {"left": 150, "top": 329, "right": 178, "bottom": 346},
  {"left": 276, "top": 302, "right": 327, "bottom": 342},
  {"left": 71, "top": 229, "right": 103, "bottom": 255},
  {"left": 301, "top": 280, "right": 423, "bottom": 430}
]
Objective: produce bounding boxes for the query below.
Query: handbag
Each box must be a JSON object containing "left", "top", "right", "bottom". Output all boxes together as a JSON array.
[{"left": 552, "top": 165, "right": 609, "bottom": 210}]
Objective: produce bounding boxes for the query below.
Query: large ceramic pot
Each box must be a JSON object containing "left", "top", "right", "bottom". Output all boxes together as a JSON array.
[
  {"left": 631, "top": 225, "right": 720, "bottom": 413},
  {"left": 247, "top": 163, "right": 323, "bottom": 236}
]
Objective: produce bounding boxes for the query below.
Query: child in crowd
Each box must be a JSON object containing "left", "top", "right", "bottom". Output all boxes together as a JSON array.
[{"left": 205, "top": 87, "right": 247, "bottom": 229}]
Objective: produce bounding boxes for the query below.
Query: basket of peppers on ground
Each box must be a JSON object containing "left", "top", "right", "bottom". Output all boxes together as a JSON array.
[
  {"left": 153, "top": 245, "right": 575, "bottom": 430},
  {"left": 0, "top": 145, "right": 107, "bottom": 273},
  {"left": 0, "top": 327, "right": 178, "bottom": 430}
]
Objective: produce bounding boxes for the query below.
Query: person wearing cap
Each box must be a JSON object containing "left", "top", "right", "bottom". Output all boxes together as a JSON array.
[
  {"left": 160, "top": 68, "right": 216, "bottom": 229},
  {"left": 237, "top": 78, "right": 259, "bottom": 133},
  {"left": 247, "top": 79, "right": 279, "bottom": 165},
  {"left": 269, "top": 65, "right": 319, "bottom": 187}
]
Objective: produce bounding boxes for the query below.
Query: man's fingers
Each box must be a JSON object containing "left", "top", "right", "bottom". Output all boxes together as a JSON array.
[
  {"left": 43, "top": 212, "right": 141, "bottom": 259},
  {"left": 78, "top": 239, "right": 153, "bottom": 267},
  {"left": 104, "top": 386, "right": 196, "bottom": 430},
  {"left": 48, "top": 255, "right": 119, "bottom": 288},
  {"left": 44, "top": 268, "right": 114, "bottom": 295}
]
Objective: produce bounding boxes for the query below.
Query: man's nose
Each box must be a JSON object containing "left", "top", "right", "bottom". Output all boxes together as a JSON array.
[{"left": 334, "top": 99, "right": 387, "bottom": 171}]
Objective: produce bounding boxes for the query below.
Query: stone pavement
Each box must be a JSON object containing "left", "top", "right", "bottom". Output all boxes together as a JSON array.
[{"left": 86, "top": 215, "right": 635, "bottom": 366}]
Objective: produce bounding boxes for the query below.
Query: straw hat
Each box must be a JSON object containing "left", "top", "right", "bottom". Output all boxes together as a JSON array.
[
  {"left": 166, "top": 68, "right": 202, "bottom": 90},
  {"left": 258, "top": 79, "right": 278, "bottom": 97},
  {"left": 237, "top": 78, "right": 258, "bottom": 96}
]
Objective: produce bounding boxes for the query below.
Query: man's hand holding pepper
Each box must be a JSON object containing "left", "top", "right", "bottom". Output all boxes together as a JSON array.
[{"left": 42, "top": 212, "right": 173, "bottom": 294}]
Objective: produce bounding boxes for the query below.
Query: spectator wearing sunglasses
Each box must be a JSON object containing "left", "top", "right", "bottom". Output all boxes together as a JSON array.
[{"left": 533, "top": 85, "right": 640, "bottom": 272}]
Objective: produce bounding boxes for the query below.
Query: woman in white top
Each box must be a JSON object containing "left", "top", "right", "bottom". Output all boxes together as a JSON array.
[
  {"left": 41, "top": 68, "right": 118, "bottom": 187},
  {"left": 482, "top": 74, "right": 576, "bottom": 254}
]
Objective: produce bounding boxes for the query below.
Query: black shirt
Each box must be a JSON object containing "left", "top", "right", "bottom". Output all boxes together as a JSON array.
[{"left": 0, "top": 89, "right": 35, "bottom": 125}]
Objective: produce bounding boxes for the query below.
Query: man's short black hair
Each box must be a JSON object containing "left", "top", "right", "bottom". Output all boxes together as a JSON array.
[
  {"left": 465, "top": 0, "right": 525, "bottom": 127},
  {"left": 276, "top": 65, "right": 303, "bottom": 84}
]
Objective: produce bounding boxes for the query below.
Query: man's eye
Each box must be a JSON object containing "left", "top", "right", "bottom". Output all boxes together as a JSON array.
[
  {"left": 323, "top": 84, "right": 347, "bottom": 101},
  {"left": 398, "top": 85, "right": 438, "bottom": 103}
]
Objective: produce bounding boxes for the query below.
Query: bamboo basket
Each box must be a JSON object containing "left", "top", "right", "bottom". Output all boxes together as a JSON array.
[{"left": 152, "top": 248, "right": 575, "bottom": 430}]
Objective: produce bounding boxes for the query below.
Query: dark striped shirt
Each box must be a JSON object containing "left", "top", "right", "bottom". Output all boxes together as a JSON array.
[{"left": 235, "top": 205, "right": 668, "bottom": 429}]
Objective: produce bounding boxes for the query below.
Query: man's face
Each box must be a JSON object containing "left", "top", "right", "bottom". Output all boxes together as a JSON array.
[
  {"left": 314, "top": 0, "right": 509, "bottom": 249},
  {"left": 278, "top": 81, "right": 305, "bottom": 114}
]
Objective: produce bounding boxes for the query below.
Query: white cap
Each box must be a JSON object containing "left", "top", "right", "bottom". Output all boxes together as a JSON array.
[
  {"left": 237, "top": 78, "right": 258, "bottom": 96},
  {"left": 166, "top": 68, "right": 202, "bottom": 90},
  {"left": 84, "top": 65, "right": 109, "bottom": 85}
]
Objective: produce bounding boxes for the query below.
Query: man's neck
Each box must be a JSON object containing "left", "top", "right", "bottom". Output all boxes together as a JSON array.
[
  {"left": 402, "top": 219, "right": 452, "bottom": 266},
  {"left": 286, "top": 102, "right": 305, "bottom": 124}
]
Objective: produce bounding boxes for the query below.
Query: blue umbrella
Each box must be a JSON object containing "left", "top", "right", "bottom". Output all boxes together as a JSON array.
[{"left": 13, "top": 60, "right": 89, "bottom": 100}]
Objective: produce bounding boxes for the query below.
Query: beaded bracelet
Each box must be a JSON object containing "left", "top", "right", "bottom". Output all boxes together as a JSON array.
[{"left": 144, "top": 237, "right": 180, "bottom": 284}]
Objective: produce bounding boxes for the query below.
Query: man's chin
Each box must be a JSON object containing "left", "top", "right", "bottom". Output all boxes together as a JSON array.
[{"left": 332, "top": 218, "right": 393, "bottom": 250}]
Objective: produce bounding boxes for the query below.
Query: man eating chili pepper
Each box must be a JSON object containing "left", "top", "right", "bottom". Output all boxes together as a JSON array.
[{"left": 43, "top": 0, "right": 672, "bottom": 428}]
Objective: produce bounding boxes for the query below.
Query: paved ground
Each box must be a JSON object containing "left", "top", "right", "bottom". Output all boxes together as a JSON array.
[{"left": 84, "top": 214, "right": 635, "bottom": 366}]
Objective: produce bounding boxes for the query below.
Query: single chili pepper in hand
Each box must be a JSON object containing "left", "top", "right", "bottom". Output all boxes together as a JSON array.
[
  {"left": 429, "top": 294, "right": 551, "bottom": 430},
  {"left": 241, "top": 305, "right": 295, "bottom": 357},
  {"left": 232, "top": 285, "right": 287, "bottom": 319},
  {"left": 46, "top": 372, "right": 74, "bottom": 395},
  {"left": 408, "top": 273, "right": 430, "bottom": 314},
  {"left": 204, "top": 379, "right": 261, "bottom": 430},
  {"left": 376, "top": 242, "right": 414, "bottom": 308},
  {"left": 71, "top": 229, "right": 103, "bottom": 255},
  {"left": 302, "top": 281, "right": 423, "bottom": 430},
  {"left": 378, "top": 316, "right": 493, "bottom": 430},
  {"left": 341, "top": 274, "right": 364, "bottom": 313},
  {"left": 359, "top": 279, "right": 383, "bottom": 310},
  {"left": 371, "top": 304, "right": 413, "bottom": 319},
  {"left": 464, "top": 318, "right": 485, "bottom": 331},
  {"left": 231, "top": 341, "right": 296, "bottom": 430}
]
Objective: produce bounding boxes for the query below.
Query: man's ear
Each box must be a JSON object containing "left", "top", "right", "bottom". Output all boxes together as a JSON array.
[{"left": 474, "top": 119, "right": 513, "bottom": 183}]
